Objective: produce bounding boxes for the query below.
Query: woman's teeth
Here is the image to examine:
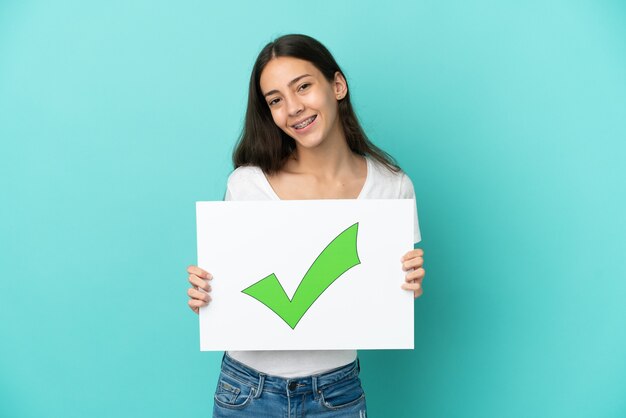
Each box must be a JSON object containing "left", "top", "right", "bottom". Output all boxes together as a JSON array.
[{"left": 293, "top": 115, "right": 316, "bottom": 129}]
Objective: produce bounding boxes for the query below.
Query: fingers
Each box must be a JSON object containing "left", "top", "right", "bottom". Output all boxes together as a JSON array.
[
  {"left": 401, "top": 280, "right": 424, "bottom": 299},
  {"left": 188, "top": 298, "right": 207, "bottom": 314},
  {"left": 401, "top": 249, "right": 424, "bottom": 271},
  {"left": 187, "top": 265, "right": 213, "bottom": 314},
  {"left": 188, "top": 273, "right": 211, "bottom": 291},
  {"left": 401, "top": 249, "right": 426, "bottom": 299},
  {"left": 405, "top": 267, "right": 425, "bottom": 282},
  {"left": 187, "top": 265, "right": 213, "bottom": 280},
  {"left": 402, "top": 257, "right": 424, "bottom": 271},
  {"left": 401, "top": 248, "right": 424, "bottom": 261},
  {"left": 187, "top": 289, "right": 211, "bottom": 314},
  {"left": 401, "top": 281, "right": 420, "bottom": 291},
  {"left": 188, "top": 287, "right": 211, "bottom": 302}
]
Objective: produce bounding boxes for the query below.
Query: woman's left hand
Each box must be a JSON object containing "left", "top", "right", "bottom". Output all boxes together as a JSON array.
[{"left": 401, "top": 248, "right": 425, "bottom": 298}]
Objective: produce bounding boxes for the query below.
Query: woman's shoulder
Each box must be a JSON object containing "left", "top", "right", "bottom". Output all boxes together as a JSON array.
[
  {"left": 225, "top": 165, "right": 277, "bottom": 201},
  {"left": 365, "top": 157, "right": 421, "bottom": 243},
  {"left": 365, "top": 156, "right": 415, "bottom": 199},
  {"left": 227, "top": 165, "right": 263, "bottom": 185}
]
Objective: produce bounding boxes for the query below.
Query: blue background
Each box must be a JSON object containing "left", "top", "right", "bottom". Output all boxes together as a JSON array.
[{"left": 1, "top": 1, "right": 625, "bottom": 417}]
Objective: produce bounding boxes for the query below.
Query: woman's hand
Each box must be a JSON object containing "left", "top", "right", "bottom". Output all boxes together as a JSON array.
[
  {"left": 187, "top": 265, "right": 212, "bottom": 314},
  {"left": 401, "top": 249, "right": 425, "bottom": 298}
]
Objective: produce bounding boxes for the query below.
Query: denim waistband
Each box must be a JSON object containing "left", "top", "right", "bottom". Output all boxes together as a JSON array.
[{"left": 220, "top": 353, "right": 361, "bottom": 396}]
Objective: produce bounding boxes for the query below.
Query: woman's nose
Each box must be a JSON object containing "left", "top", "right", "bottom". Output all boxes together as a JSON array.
[{"left": 287, "top": 97, "right": 304, "bottom": 117}]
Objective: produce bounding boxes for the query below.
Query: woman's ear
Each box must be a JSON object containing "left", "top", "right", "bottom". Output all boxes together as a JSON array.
[{"left": 333, "top": 71, "right": 348, "bottom": 100}]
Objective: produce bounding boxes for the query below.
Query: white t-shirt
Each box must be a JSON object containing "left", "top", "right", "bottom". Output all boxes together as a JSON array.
[{"left": 224, "top": 156, "right": 421, "bottom": 377}]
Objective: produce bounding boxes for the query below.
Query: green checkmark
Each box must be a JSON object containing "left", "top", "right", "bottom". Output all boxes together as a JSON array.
[{"left": 241, "top": 222, "right": 360, "bottom": 329}]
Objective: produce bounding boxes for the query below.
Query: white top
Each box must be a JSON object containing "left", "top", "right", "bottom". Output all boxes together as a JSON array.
[{"left": 223, "top": 156, "right": 421, "bottom": 377}]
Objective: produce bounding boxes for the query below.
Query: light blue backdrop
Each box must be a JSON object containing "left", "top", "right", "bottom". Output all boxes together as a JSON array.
[{"left": 1, "top": 1, "right": 625, "bottom": 417}]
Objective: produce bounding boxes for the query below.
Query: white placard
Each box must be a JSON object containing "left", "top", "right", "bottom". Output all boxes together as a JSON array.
[{"left": 196, "top": 199, "right": 415, "bottom": 351}]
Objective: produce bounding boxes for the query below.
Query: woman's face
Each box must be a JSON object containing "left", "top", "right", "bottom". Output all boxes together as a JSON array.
[{"left": 259, "top": 56, "right": 347, "bottom": 150}]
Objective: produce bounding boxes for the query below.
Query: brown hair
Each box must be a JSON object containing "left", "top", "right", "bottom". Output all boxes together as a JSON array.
[{"left": 233, "top": 34, "right": 400, "bottom": 174}]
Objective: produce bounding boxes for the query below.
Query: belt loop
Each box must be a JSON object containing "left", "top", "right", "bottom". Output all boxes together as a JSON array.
[
  {"left": 254, "top": 374, "right": 265, "bottom": 399},
  {"left": 312, "top": 375, "right": 320, "bottom": 401}
]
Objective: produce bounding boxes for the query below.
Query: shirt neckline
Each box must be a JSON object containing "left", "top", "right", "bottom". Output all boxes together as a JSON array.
[{"left": 258, "top": 156, "right": 372, "bottom": 201}]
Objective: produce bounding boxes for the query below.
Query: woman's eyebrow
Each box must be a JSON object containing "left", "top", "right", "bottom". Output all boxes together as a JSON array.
[{"left": 263, "top": 74, "right": 312, "bottom": 97}]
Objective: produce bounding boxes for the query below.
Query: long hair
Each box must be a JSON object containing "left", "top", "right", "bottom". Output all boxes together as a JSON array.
[{"left": 233, "top": 34, "right": 400, "bottom": 174}]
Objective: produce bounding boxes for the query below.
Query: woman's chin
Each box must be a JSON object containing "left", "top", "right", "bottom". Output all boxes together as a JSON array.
[{"left": 292, "top": 135, "right": 326, "bottom": 150}]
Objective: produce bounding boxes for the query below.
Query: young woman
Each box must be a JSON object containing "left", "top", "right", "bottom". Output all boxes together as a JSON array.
[{"left": 186, "top": 34, "right": 425, "bottom": 417}]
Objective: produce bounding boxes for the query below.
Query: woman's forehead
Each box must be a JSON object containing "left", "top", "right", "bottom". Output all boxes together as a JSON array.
[{"left": 259, "top": 57, "right": 320, "bottom": 92}]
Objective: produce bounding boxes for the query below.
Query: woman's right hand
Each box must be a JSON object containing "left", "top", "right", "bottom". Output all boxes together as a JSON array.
[{"left": 187, "top": 265, "right": 212, "bottom": 314}]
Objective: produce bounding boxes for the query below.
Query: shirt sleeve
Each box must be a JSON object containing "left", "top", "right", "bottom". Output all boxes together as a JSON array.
[
  {"left": 400, "top": 173, "right": 421, "bottom": 244},
  {"left": 224, "top": 185, "right": 233, "bottom": 201}
]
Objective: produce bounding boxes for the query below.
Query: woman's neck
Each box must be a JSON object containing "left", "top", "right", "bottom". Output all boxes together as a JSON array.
[
  {"left": 266, "top": 129, "right": 368, "bottom": 200},
  {"left": 289, "top": 141, "right": 359, "bottom": 179}
]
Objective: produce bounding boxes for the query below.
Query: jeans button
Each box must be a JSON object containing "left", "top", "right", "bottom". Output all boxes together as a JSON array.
[{"left": 288, "top": 381, "right": 297, "bottom": 391}]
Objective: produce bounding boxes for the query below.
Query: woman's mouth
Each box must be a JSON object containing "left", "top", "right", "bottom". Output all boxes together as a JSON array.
[{"left": 292, "top": 115, "right": 317, "bottom": 130}]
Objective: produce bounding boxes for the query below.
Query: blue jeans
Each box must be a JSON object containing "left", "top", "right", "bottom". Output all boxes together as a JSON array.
[{"left": 213, "top": 353, "right": 368, "bottom": 417}]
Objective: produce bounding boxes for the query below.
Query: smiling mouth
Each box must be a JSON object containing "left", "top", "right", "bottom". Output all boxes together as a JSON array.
[{"left": 292, "top": 115, "right": 317, "bottom": 130}]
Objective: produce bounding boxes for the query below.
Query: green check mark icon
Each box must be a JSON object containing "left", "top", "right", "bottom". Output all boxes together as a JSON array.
[{"left": 242, "top": 222, "right": 360, "bottom": 329}]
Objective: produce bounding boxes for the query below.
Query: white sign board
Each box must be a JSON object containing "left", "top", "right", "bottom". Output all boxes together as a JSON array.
[{"left": 196, "top": 199, "right": 415, "bottom": 351}]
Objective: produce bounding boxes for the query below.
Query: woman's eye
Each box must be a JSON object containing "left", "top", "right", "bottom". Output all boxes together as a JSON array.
[
  {"left": 298, "top": 83, "right": 311, "bottom": 92},
  {"left": 268, "top": 98, "right": 280, "bottom": 106}
]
